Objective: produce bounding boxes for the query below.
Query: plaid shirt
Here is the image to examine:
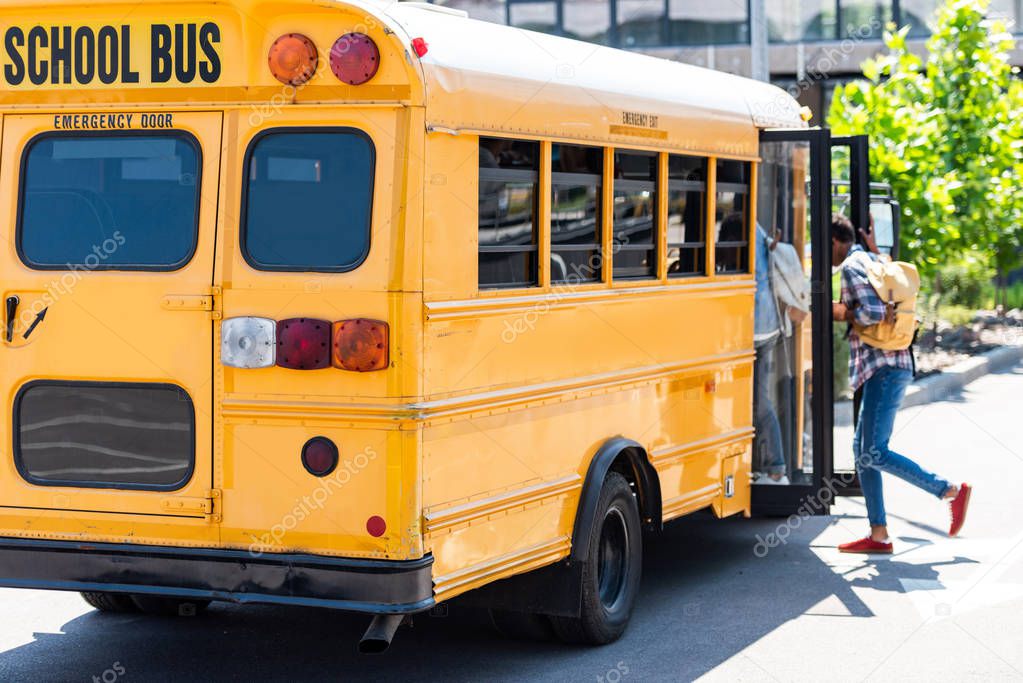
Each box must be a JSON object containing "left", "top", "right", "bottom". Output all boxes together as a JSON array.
[{"left": 840, "top": 245, "right": 914, "bottom": 391}]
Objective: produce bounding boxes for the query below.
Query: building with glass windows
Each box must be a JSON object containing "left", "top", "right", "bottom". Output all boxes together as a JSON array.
[{"left": 430, "top": 0, "right": 1023, "bottom": 123}]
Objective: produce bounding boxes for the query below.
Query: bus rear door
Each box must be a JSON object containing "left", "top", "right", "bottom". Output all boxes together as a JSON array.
[{"left": 0, "top": 112, "right": 223, "bottom": 533}]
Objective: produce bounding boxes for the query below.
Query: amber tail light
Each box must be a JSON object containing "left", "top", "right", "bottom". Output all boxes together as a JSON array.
[{"left": 332, "top": 319, "right": 389, "bottom": 372}]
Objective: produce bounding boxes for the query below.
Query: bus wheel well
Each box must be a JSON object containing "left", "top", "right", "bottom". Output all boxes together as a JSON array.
[
  {"left": 570, "top": 438, "right": 662, "bottom": 564},
  {"left": 456, "top": 437, "right": 662, "bottom": 619}
]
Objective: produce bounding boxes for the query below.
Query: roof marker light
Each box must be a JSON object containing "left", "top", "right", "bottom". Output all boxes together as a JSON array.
[{"left": 329, "top": 33, "right": 380, "bottom": 85}]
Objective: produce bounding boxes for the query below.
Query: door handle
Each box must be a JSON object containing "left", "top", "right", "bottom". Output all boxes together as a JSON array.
[{"left": 5, "top": 296, "right": 18, "bottom": 343}]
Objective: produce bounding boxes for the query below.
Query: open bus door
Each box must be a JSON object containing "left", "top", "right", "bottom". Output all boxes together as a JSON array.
[
  {"left": 751, "top": 131, "right": 877, "bottom": 516},
  {"left": 829, "top": 137, "right": 917, "bottom": 498},
  {"left": 750, "top": 129, "right": 835, "bottom": 516},
  {"left": 828, "top": 134, "right": 872, "bottom": 497}
]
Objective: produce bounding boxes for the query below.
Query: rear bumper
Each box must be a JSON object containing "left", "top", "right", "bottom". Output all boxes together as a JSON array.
[{"left": 0, "top": 537, "right": 434, "bottom": 614}]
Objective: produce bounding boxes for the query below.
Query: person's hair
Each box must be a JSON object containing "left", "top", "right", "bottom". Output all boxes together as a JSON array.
[
  {"left": 831, "top": 213, "right": 855, "bottom": 245},
  {"left": 719, "top": 212, "right": 746, "bottom": 242}
]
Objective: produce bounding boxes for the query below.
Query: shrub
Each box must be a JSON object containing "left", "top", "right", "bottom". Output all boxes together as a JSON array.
[
  {"left": 1002, "top": 282, "right": 1023, "bottom": 311},
  {"left": 933, "top": 261, "right": 991, "bottom": 309},
  {"left": 937, "top": 305, "right": 976, "bottom": 328}
]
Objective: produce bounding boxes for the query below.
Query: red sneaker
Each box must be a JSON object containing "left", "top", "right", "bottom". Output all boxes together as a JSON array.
[
  {"left": 949, "top": 483, "right": 972, "bottom": 537},
  {"left": 838, "top": 537, "right": 893, "bottom": 554}
]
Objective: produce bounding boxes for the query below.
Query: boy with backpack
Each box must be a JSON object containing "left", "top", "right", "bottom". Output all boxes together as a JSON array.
[{"left": 831, "top": 214, "right": 972, "bottom": 553}]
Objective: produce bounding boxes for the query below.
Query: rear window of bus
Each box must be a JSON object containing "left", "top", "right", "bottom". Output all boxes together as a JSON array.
[
  {"left": 241, "top": 129, "right": 375, "bottom": 272},
  {"left": 14, "top": 381, "right": 195, "bottom": 490},
  {"left": 18, "top": 133, "right": 201, "bottom": 270}
]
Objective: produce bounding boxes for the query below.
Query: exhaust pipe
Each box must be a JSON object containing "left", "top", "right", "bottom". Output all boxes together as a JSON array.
[{"left": 358, "top": 614, "right": 404, "bottom": 654}]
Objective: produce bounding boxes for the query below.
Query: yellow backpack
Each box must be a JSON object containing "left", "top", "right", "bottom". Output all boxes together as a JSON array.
[{"left": 853, "top": 257, "right": 920, "bottom": 351}]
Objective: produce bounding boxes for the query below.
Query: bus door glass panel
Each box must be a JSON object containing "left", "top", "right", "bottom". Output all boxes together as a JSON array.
[
  {"left": 753, "top": 140, "right": 816, "bottom": 488},
  {"left": 830, "top": 135, "right": 870, "bottom": 490}
]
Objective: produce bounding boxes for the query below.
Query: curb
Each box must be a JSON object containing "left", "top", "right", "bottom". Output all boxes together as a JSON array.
[{"left": 902, "top": 345, "right": 1023, "bottom": 409}]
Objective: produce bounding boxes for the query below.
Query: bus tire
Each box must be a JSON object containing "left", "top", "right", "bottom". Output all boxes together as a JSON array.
[
  {"left": 551, "top": 472, "right": 641, "bottom": 645},
  {"left": 488, "top": 608, "right": 555, "bottom": 641},
  {"left": 80, "top": 591, "right": 139, "bottom": 613},
  {"left": 129, "top": 595, "right": 210, "bottom": 617}
]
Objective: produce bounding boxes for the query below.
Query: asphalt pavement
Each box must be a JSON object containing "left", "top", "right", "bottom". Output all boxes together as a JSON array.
[{"left": 1, "top": 364, "right": 1021, "bottom": 682}]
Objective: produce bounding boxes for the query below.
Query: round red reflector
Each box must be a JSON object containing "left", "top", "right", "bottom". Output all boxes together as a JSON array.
[
  {"left": 301, "top": 437, "right": 339, "bottom": 477},
  {"left": 268, "top": 33, "right": 319, "bottom": 86},
  {"left": 367, "top": 515, "right": 387, "bottom": 537},
  {"left": 329, "top": 33, "right": 379, "bottom": 85}
]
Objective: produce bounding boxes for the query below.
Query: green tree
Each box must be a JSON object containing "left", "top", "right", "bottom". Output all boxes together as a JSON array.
[
  {"left": 828, "top": 0, "right": 1023, "bottom": 290},
  {"left": 990, "top": 76, "right": 1023, "bottom": 306}
]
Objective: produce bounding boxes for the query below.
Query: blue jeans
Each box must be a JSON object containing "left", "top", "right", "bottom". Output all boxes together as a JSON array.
[
  {"left": 853, "top": 366, "right": 951, "bottom": 527},
  {"left": 754, "top": 339, "right": 786, "bottom": 476}
]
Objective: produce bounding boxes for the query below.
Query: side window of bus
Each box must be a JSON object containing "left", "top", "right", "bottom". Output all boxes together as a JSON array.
[
  {"left": 478, "top": 137, "right": 540, "bottom": 289},
  {"left": 667, "top": 155, "right": 708, "bottom": 277},
  {"left": 551, "top": 144, "right": 603, "bottom": 284},
  {"left": 613, "top": 151, "right": 658, "bottom": 280},
  {"left": 19, "top": 133, "right": 201, "bottom": 270},
  {"left": 715, "top": 159, "right": 751, "bottom": 274},
  {"left": 242, "top": 129, "right": 374, "bottom": 272}
]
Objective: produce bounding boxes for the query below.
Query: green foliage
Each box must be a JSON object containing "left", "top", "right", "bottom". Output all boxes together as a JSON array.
[
  {"left": 934, "top": 260, "right": 991, "bottom": 308},
  {"left": 1008, "top": 282, "right": 1023, "bottom": 310},
  {"left": 937, "top": 304, "right": 977, "bottom": 327},
  {"left": 986, "top": 281, "right": 1023, "bottom": 310},
  {"left": 833, "top": 325, "right": 851, "bottom": 399},
  {"left": 828, "top": 0, "right": 1023, "bottom": 283}
]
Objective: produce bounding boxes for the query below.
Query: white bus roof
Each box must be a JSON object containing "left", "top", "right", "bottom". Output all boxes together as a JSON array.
[{"left": 381, "top": 0, "right": 806, "bottom": 158}]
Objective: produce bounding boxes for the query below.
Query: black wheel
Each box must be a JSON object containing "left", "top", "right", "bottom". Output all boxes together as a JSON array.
[
  {"left": 551, "top": 472, "right": 641, "bottom": 645},
  {"left": 489, "top": 608, "right": 555, "bottom": 641},
  {"left": 80, "top": 591, "right": 139, "bottom": 613},
  {"left": 129, "top": 595, "right": 210, "bottom": 617}
]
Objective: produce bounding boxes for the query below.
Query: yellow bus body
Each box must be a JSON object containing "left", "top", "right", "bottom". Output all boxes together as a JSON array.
[{"left": 0, "top": 0, "right": 804, "bottom": 616}]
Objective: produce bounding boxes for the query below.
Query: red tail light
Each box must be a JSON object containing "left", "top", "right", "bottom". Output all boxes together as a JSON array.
[
  {"left": 332, "top": 319, "right": 389, "bottom": 372},
  {"left": 276, "top": 318, "right": 332, "bottom": 370},
  {"left": 329, "top": 33, "right": 379, "bottom": 85}
]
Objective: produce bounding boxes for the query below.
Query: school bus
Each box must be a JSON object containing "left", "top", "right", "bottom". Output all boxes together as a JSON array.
[{"left": 0, "top": 0, "right": 856, "bottom": 651}]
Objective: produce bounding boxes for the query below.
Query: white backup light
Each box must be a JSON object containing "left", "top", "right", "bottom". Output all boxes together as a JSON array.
[{"left": 221, "top": 317, "right": 276, "bottom": 369}]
